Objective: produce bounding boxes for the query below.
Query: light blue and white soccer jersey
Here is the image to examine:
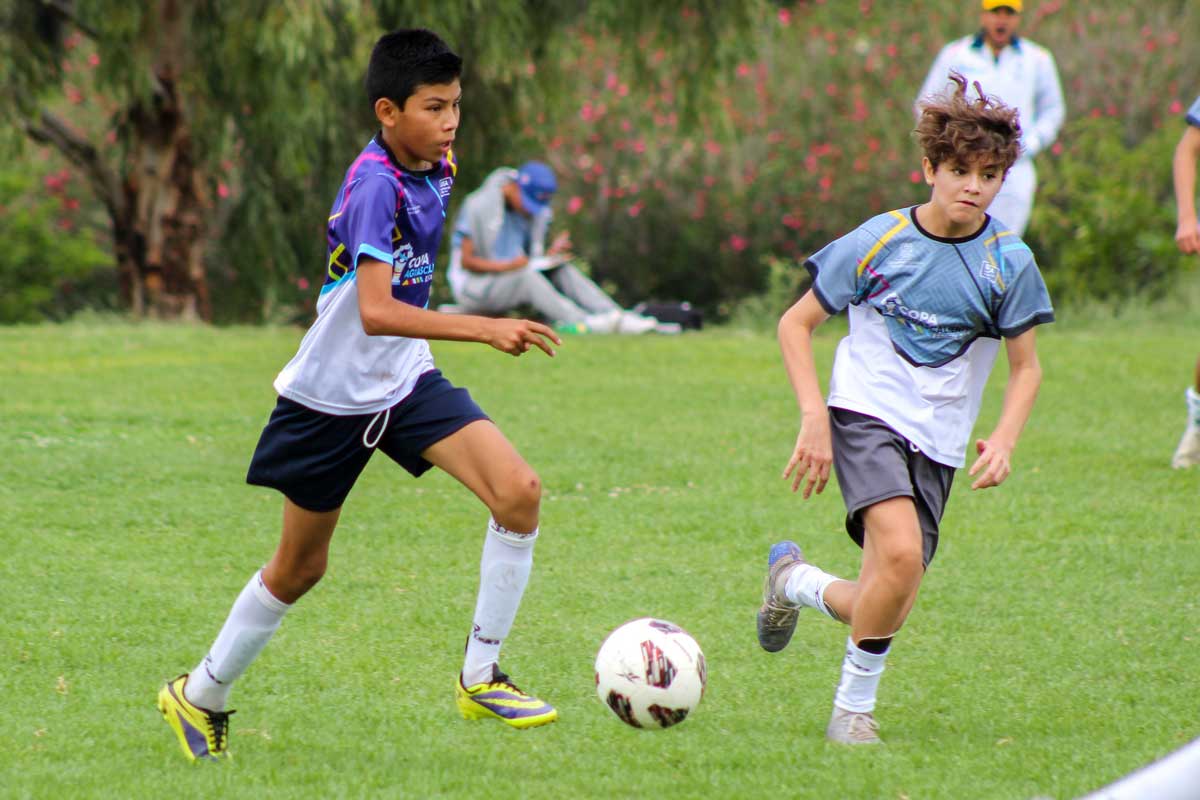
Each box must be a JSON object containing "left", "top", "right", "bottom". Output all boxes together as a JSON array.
[
  {"left": 273, "top": 135, "right": 456, "bottom": 415},
  {"left": 1188, "top": 95, "right": 1200, "bottom": 128},
  {"left": 807, "top": 208, "right": 1054, "bottom": 467}
]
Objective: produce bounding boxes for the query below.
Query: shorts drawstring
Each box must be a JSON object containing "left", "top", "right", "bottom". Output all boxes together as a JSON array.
[{"left": 362, "top": 408, "right": 390, "bottom": 448}]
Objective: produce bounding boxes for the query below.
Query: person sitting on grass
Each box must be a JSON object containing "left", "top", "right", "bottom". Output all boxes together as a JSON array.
[
  {"left": 756, "top": 71, "right": 1054, "bottom": 745},
  {"left": 447, "top": 160, "right": 660, "bottom": 334},
  {"left": 156, "top": 28, "right": 561, "bottom": 764}
]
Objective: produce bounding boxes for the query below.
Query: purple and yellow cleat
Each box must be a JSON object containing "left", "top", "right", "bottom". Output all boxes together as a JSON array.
[
  {"left": 156, "top": 674, "right": 234, "bottom": 762},
  {"left": 455, "top": 665, "right": 557, "bottom": 729}
]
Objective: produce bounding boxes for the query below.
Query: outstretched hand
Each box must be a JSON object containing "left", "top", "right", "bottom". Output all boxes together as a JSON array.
[
  {"left": 968, "top": 437, "right": 1012, "bottom": 489},
  {"left": 782, "top": 415, "right": 832, "bottom": 499},
  {"left": 487, "top": 318, "right": 561, "bottom": 357}
]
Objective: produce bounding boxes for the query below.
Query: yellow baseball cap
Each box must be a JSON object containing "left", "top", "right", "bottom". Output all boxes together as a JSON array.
[{"left": 982, "top": 0, "right": 1022, "bottom": 10}]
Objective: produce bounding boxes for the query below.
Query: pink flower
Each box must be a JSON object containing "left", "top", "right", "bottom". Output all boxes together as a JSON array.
[
  {"left": 628, "top": 201, "right": 644, "bottom": 217},
  {"left": 909, "top": 170, "right": 922, "bottom": 183},
  {"left": 1051, "top": 142, "right": 1063, "bottom": 156},
  {"left": 217, "top": 181, "right": 230, "bottom": 199},
  {"left": 88, "top": 52, "right": 100, "bottom": 68},
  {"left": 818, "top": 175, "right": 833, "bottom": 191},
  {"left": 1170, "top": 100, "right": 1183, "bottom": 114},
  {"left": 778, "top": 8, "right": 791, "bottom": 25},
  {"left": 297, "top": 277, "right": 310, "bottom": 290},
  {"left": 567, "top": 196, "right": 583, "bottom": 214},
  {"left": 737, "top": 63, "right": 751, "bottom": 78},
  {"left": 729, "top": 234, "right": 748, "bottom": 252},
  {"left": 704, "top": 140, "right": 722, "bottom": 156}
]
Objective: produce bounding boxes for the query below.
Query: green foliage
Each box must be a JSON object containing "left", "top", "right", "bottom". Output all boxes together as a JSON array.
[
  {"left": 3, "top": 0, "right": 1200, "bottom": 321},
  {"left": 0, "top": 163, "right": 114, "bottom": 323},
  {"left": 724, "top": 255, "right": 811, "bottom": 333},
  {"left": 1027, "top": 118, "right": 1192, "bottom": 305},
  {"left": 2, "top": 320, "right": 1198, "bottom": 797}
]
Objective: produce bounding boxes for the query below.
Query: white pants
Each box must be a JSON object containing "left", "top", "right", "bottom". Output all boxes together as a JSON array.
[
  {"left": 989, "top": 158, "right": 1036, "bottom": 236},
  {"left": 451, "top": 262, "right": 620, "bottom": 325}
]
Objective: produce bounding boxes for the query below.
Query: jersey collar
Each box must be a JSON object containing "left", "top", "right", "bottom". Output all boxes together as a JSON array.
[{"left": 971, "top": 32, "right": 1023, "bottom": 52}]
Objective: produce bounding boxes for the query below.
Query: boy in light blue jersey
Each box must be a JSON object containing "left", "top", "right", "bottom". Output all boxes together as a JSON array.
[
  {"left": 157, "top": 29, "right": 562, "bottom": 763},
  {"left": 1169, "top": 93, "right": 1200, "bottom": 468},
  {"left": 756, "top": 73, "right": 1053, "bottom": 744}
]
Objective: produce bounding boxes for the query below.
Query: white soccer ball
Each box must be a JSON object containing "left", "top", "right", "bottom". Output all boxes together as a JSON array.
[{"left": 594, "top": 617, "right": 706, "bottom": 729}]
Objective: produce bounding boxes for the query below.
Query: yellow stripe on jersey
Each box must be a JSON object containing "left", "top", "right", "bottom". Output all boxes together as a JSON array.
[
  {"left": 982, "top": 231, "right": 1017, "bottom": 291},
  {"left": 857, "top": 210, "right": 909, "bottom": 277},
  {"left": 327, "top": 243, "right": 349, "bottom": 282}
]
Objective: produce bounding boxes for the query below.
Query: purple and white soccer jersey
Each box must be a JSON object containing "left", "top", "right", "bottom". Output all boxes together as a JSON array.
[
  {"left": 806, "top": 208, "right": 1054, "bottom": 467},
  {"left": 274, "top": 135, "right": 456, "bottom": 415}
]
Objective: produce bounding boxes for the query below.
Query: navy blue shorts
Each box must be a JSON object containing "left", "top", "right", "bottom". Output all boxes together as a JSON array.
[{"left": 246, "top": 369, "right": 489, "bottom": 512}]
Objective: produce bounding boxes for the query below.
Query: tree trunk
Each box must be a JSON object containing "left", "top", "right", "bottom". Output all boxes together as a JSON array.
[
  {"left": 123, "top": 75, "right": 212, "bottom": 320},
  {"left": 22, "top": 0, "right": 213, "bottom": 321}
]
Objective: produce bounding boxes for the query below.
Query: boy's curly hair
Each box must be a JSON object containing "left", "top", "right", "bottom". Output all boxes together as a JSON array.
[{"left": 915, "top": 72, "right": 1022, "bottom": 172}]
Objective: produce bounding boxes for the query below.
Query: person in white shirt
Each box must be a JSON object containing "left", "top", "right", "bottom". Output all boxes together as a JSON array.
[
  {"left": 1169, "top": 94, "right": 1200, "bottom": 468},
  {"left": 916, "top": 0, "right": 1065, "bottom": 236}
]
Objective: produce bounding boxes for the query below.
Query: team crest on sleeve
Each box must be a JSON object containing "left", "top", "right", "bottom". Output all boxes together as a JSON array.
[
  {"left": 392, "top": 242, "right": 434, "bottom": 287},
  {"left": 979, "top": 260, "right": 1005, "bottom": 291}
]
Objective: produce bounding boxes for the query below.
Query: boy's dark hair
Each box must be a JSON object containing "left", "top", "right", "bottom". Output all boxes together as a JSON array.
[
  {"left": 365, "top": 29, "right": 462, "bottom": 109},
  {"left": 915, "top": 72, "right": 1022, "bottom": 171}
]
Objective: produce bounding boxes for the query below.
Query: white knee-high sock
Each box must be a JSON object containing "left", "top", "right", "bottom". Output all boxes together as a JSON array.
[
  {"left": 184, "top": 569, "right": 291, "bottom": 711},
  {"left": 461, "top": 518, "right": 536, "bottom": 686},
  {"left": 784, "top": 563, "right": 841, "bottom": 620},
  {"left": 833, "top": 637, "right": 889, "bottom": 713}
]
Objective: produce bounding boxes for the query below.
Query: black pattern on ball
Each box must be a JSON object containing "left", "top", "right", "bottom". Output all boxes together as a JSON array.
[
  {"left": 606, "top": 690, "right": 642, "bottom": 728},
  {"left": 648, "top": 705, "right": 690, "bottom": 728}
]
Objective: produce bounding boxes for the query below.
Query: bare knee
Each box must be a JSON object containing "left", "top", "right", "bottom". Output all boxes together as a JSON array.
[
  {"left": 490, "top": 468, "right": 541, "bottom": 531},
  {"left": 264, "top": 552, "right": 328, "bottom": 603},
  {"left": 875, "top": 540, "right": 924, "bottom": 587}
]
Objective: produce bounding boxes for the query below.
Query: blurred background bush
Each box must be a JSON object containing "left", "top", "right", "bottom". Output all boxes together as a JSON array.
[{"left": 1, "top": 0, "right": 1197, "bottom": 324}]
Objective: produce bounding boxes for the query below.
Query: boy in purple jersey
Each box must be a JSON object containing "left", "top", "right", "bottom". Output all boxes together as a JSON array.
[
  {"left": 1169, "top": 93, "right": 1200, "bottom": 468},
  {"left": 157, "top": 29, "right": 561, "bottom": 763},
  {"left": 756, "top": 73, "right": 1051, "bottom": 744}
]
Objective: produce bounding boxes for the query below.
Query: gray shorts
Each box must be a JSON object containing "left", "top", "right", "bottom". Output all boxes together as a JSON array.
[{"left": 829, "top": 407, "right": 956, "bottom": 566}]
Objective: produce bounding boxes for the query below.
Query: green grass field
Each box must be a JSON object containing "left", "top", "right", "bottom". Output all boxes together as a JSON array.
[{"left": 2, "top": 315, "right": 1197, "bottom": 799}]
